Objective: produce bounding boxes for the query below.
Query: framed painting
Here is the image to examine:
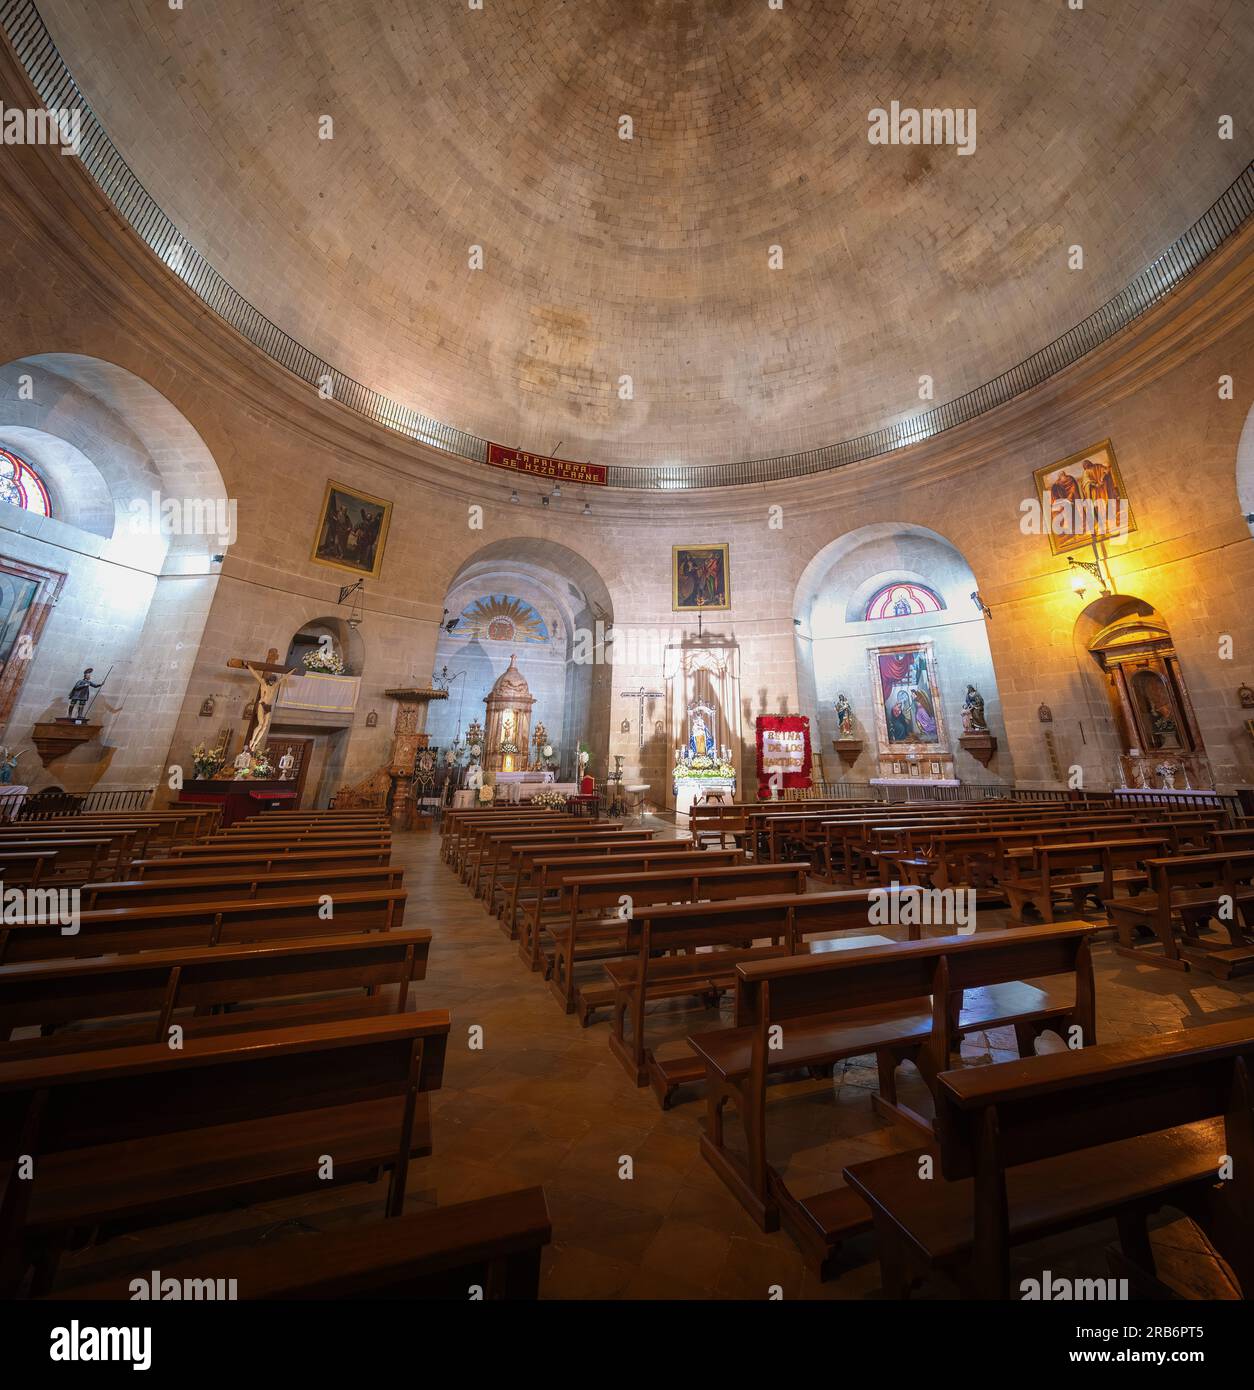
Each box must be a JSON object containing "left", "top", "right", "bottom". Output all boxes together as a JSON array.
[
  {"left": 868, "top": 640, "right": 946, "bottom": 750},
  {"left": 311, "top": 480, "right": 392, "bottom": 578},
  {"left": 673, "top": 544, "right": 730, "bottom": 612},
  {"left": 1032, "top": 439, "right": 1135, "bottom": 555}
]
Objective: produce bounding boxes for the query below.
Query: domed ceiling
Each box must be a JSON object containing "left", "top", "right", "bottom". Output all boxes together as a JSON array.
[{"left": 36, "top": 0, "right": 1254, "bottom": 472}]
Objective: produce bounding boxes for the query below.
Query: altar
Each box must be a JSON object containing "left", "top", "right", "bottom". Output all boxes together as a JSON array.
[
  {"left": 178, "top": 778, "right": 297, "bottom": 826},
  {"left": 495, "top": 771, "right": 577, "bottom": 803},
  {"left": 671, "top": 698, "right": 735, "bottom": 819}
]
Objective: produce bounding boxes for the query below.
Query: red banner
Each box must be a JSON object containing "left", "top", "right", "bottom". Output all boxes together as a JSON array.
[
  {"left": 755, "top": 715, "right": 812, "bottom": 799},
  {"left": 487, "top": 443, "right": 607, "bottom": 487}
]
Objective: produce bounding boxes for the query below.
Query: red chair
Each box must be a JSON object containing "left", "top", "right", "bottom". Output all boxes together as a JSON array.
[{"left": 567, "top": 775, "right": 600, "bottom": 818}]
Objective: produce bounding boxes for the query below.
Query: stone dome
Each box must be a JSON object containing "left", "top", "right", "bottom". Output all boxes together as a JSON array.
[{"left": 33, "top": 0, "right": 1254, "bottom": 473}]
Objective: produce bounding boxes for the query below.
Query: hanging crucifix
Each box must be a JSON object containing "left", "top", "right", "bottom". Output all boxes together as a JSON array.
[
  {"left": 619, "top": 685, "right": 664, "bottom": 749},
  {"left": 226, "top": 647, "right": 298, "bottom": 755}
]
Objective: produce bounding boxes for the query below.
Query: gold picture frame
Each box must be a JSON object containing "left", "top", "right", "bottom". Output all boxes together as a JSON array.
[
  {"left": 1032, "top": 439, "right": 1135, "bottom": 556},
  {"left": 311, "top": 480, "right": 393, "bottom": 579},
  {"left": 672, "top": 543, "right": 731, "bottom": 612}
]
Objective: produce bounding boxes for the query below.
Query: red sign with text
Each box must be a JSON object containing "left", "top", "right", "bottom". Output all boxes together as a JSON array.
[
  {"left": 487, "top": 443, "right": 608, "bottom": 486},
  {"left": 755, "top": 715, "right": 813, "bottom": 798}
]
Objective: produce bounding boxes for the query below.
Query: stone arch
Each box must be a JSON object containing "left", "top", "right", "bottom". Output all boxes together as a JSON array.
[
  {"left": 0, "top": 353, "right": 229, "bottom": 792},
  {"left": 793, "top": 522, "right": 1007, "bottom": 785},
  {"left": 427, "top": 539, "right": 614, "bottom": 779}
]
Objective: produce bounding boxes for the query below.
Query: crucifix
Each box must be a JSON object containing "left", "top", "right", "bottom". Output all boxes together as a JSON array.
[
  {"left": 227, "top": 647, "right": 298, "bottom": 755},
  {"left": 619, "top": 685, "right": 664, "bottom": 749}
]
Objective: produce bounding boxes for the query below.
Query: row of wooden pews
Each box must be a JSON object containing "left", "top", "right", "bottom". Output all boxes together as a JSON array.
[
  {"left": 445, "top": 795, "right": 1253, "bottom": 1297},
  {"left": 1, "top": 804, "right": 551, "bottom": 1300}
]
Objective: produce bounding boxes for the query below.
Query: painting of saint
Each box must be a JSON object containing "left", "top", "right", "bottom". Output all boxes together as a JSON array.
[
  {"left": 877, "top": 645, "right": 941, "bottom": 746},
  {"left": 311, "top": 480, "right": 392, "bottom": 578},
  {"left": 673, "top": 544, "right": 730, "bottom": 612},
  {"left": 1033, "top": 440, "right": 1135, "bottom": 555}
]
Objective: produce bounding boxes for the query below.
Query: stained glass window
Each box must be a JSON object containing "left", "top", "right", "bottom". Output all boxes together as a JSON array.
[
  {"left": 864, "top": 581, "right": 944, "bottom": 621},
  {"left": 0, "top": 448, "right": 51, "bottom": 518}
]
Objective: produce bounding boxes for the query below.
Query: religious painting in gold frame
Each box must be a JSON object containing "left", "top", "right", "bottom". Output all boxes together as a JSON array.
[
  {"left": 1032, "top": 439, "right": 1135, "bottom": 556},
  {"left": 311, "top": 480, "right": 392, "bottom": 579},
  {"left": 672, "top": 544, "right": 730, "bottom": 612}
]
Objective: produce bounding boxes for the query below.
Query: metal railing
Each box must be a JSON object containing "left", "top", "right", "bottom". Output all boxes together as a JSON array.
[
  {"left": 0, "top": 786, "right": 153, "bottom": 821},
  {"left": 2, "top": 0, "right": 1251, "bottom": 491}
]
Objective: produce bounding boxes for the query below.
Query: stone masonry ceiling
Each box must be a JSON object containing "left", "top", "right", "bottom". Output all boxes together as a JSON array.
[{"left": 36, "top": 0, "right": 1254, "bottom": 471}]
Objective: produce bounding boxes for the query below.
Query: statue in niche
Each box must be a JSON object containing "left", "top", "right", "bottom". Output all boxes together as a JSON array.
[
  {"left": 688, "top": 709, "right": 714, "bottom": 759},
  {"left": 834, "top": 693, "right": 855, "bottom": 738},
  {"left": 962, "top": 684, "right": 989, "bottom": 733}
]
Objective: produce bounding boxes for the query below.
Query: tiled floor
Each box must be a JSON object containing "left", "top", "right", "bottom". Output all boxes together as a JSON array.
[{"left": 55, "top": 821, "right": 1254, "bottom": 1299}]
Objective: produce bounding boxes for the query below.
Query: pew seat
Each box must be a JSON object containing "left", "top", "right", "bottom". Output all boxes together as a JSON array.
[{"left": 47, "top": 1187, "right": 552, "bottom": 1301}]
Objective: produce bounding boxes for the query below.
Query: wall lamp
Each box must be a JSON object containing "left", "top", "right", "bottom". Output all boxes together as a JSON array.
[
  {"left": 970, "top": 590, "right": 992, "bottom": 620},
  {"left": 1066, "top": 526, "right": 1116, "bottom": 602}
]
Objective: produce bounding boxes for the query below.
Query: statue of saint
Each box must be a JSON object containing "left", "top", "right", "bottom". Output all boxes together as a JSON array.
[
  {"left": 834, "top": 694, "right": 855, "bottom": 738},
  {"left": 962, "top": 684, "right": 988, "bottom": 733},
  {"left": 67, "top": 667, "right": 104, "bottom": 722},
  {"left": 244, "top": 661, "right": 297, "bottom": 756},
  {"left": 687, "top": 710, "right": 714, "bottom": 759}
]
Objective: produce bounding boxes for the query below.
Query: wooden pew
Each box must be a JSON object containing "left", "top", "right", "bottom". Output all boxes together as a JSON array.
[
  {"left": 0, "top": 885, "right": 408, "bottom": 963},
  {"left": 170, "top": 834, "right": 391, "bottom": 860},
  {"left": 609, "top": 885, "right": 926, "bottom": 1096},
  {"left": 628, "top": 889, "right": 934, "bottom": 1106},
  {"left": 496, "top": 834, "right": 687, "bottom": 926},
  {"left": 47, "top": 1186, "right": 552, "bottom": 1301},
  {"left": 456, "top": 814, "right": 570, "bottom": 881},
  {"left": 513, "top": 846, "right": 742, "bottom": 962},
  {"left": 0, "top": 851, "right": 56, "bottom": 886},
  {"left": 79, "top": 863, "right": 405, "bottom": 910},
  {"left": 1003, "top": 837, "right": 1170, "bottom": 924},
  {"left": 689, "top": 922, "right": 1097, "bottom": 1231},
  {"left": 551, "top": 861, "right": 812, "bottom": 1019},
  {"left": 0, "top": 837, "right": 119, "bottom": 883},
  {"left": 129, "top": 846, "right": 392, "bottom": 879},
  {"left": 472, "top": 821, "right": 632, "bottom": 902},
  {"left": 0, "top": 928, "right": 432, "bottom": 1054},
  {"left": 0, "top": 1012, "right": 450, "bottom": 1295},
  {"left": 1107, "top": 850, "right": 1254, "bottom": 976},
  {"left": 842, "top": 1017, "right": 1254, "bottom": 1298},
  {"left": 444, "top": 810, "right": 563, "bottom": 871}
]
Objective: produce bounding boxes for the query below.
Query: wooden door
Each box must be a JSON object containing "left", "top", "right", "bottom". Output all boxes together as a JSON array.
[{"left": 266, "top": 736, "right": 314, "bottom": 806}]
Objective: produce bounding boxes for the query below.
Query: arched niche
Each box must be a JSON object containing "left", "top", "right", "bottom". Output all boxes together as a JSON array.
[
  {"left": 427, "top": 539, "right": 613, "bottom": 779},
  {"left": 0, "top": 353, "right": 229, "bottom": 793},
  {"left": 1074, "top": 595, "right": 1211, "bottom": 790},
  {"left": 794, "top": 522, "right": 1007, "bottom": 785},
  {"left": 284, "top": 615, "right": 366, "bottom": 676}
]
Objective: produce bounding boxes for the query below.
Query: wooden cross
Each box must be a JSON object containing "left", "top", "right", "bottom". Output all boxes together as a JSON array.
[
  {"left": 227, "top": 648, "right": 296, "bottom": 748},
  {"left": 620, "top": 686, "right": 664, "bottom": 749},
  {"left": 226, "top": 647, "right": 288, "bottom": 675}
]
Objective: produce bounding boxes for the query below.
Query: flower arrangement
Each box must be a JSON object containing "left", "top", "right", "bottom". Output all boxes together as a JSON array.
[
  {"left": 531, "top": 788, "right": 568, "bottom": 811},
  {"left": 672, "top": 755, "right": 735, "bottom": 780},
  {"left": 303, "top": 646, "right": 345, "bottom": 675},
  {"left": 191, "top": 743, "right": 225, "bottom": 780}
]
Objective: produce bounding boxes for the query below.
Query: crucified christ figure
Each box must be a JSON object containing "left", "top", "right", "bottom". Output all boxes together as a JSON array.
[{"left": 242, "top": 660, "right": 298, "bottom": 756}]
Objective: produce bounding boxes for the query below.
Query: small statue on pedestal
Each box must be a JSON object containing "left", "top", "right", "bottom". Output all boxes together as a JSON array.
[
  {"left": 834, "top": 694, "right": 855, "bottom": 738},
  {"left": 961, "top": 684, "right": 989, "bottom": 733},
  {"left": 278, "top": 750, "right": 296, "bottom": 780},
  {"left": 67, "top": 667, "right": 104, "bottom": 723},
  {"left": 232, "top": 749, "right": 253, "bottom": 778}
]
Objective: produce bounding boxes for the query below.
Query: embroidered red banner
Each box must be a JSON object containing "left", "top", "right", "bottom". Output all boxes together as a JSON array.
[
  {"left": 487, "top": 443, "right": 608, "bottom": 486},
  {"left": 755, "top": 715, "right": 812, "bottom": 798}
]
